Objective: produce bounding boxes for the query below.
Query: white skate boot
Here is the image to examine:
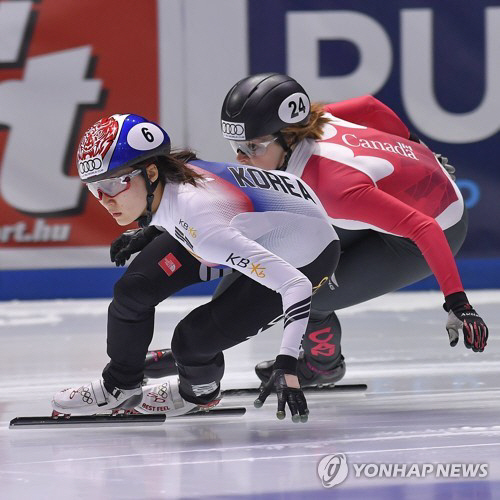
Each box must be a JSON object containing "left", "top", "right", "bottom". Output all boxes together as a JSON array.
[
  {"left": 135, "top": 376, "right": 220, "bottom": 417},
  {"left": 51, "top": 379, "right": 143, "bottom": 416}
]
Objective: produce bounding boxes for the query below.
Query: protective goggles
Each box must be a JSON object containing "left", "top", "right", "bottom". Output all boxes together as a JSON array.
[
  {"left": 229, "top": 137, "right": 278, "bottom": 157},
  {"left": 86, "top": 169, "right": 142, "bottom": 200}
]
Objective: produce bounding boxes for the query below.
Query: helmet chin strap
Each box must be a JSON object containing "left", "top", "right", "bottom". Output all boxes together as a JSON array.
[
  {"left": 275, "top": 132, "right": 294, "bottom": 171},
  {"left": 136, "top": 169, "right": 160, "bottom": 228}
]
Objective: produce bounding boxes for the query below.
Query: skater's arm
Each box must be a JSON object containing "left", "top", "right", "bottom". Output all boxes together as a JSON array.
[{"left": 320, "top": 167, "right": 488, "bottom": 352}]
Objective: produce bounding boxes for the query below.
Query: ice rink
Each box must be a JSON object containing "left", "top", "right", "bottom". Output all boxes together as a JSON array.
[{"left": 1, "top": 290, "right": 499, "bottom": 499}]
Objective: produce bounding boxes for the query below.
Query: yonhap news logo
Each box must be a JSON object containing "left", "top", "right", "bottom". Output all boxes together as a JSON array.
[
  {"left": 317, "top": 453, "right": 488, "bottom": 488},
  {"left": 317, "top": 453, "right": 349, "bottom": 488}
]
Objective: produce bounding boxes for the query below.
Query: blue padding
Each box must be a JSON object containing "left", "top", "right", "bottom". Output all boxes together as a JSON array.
[
  {"left": 0, "top": 268, "right": 219, "bottom": 300},
  {"left": 1, "top": 258, "right": 499, "bottom": 300}
]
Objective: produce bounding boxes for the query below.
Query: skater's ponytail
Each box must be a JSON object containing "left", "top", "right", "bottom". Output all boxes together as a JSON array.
[{"left": 134, "top": 150, "right": 205, "bottom": 187}]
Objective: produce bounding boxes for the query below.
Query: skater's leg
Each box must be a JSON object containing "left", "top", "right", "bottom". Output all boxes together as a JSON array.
[
  {"left": 297, "top": 309, "right": 345, "bottom": 383},
  {"left": 53, "top": 232, "right": 205, "bottom": 415},
  {"left": 143, "top": 272, "right": 242, "bottom": 379},
  {"left": 137, "top": 281, "right": 281, "bottom": 413},
  {"left": 103, "top": 232, "right": 204, "bottom": 390}
]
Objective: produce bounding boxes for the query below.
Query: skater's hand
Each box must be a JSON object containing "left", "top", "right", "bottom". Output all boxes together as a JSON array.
[
  {"left": 254, "top": 369, "right": 309, "bottom": 423},
  {"left": 444, "top": 292, "right": 488, "bottom": 352},
  {"left": 435, "top": 153, "right": 456, "bottom": 181},
  {"left": 110, "top": 226, "right": 163, "bottom": 266}
]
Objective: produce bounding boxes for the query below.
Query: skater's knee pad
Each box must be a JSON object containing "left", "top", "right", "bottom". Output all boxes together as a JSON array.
[{"left": 112, "top": 272, "right": 159, "bottom": 314}]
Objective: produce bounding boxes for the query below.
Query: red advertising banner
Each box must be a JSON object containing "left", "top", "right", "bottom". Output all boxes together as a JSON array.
[{"left": 0, "top": 0, "right": 158, "bottom": 259}]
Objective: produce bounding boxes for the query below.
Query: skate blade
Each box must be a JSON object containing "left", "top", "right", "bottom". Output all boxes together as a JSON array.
[
  {"left": 10, "top": 407, "right": 246, "bottom": 429},
  {"left": 10, "top": 413, "right": 167, "bottom": 429},
  {"left": 304, "top": 383, "right": 368, "bottom": 392},
  {"left": 222, "top": 383, "right": 368, "bottom": 396},
  {"left": 181, "top": 406, "right": 245, "bottom": 418}
]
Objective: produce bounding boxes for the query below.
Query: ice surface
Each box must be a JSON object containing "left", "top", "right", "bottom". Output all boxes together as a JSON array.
[{"left": 1, "top": 291, "right": 499, "bottom": 499}]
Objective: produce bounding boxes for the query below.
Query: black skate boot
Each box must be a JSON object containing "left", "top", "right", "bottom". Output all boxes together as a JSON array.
[
  {"left": 255, "top": 352, "right": 346, "bottom": 388},
  {"left": 144, "top": 349, "right": 178, "bottom": 378}
]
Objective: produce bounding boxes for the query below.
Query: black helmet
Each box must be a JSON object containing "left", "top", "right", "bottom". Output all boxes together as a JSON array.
[{"left": 221, "top": 73, "right": 310, "bottom": 141}]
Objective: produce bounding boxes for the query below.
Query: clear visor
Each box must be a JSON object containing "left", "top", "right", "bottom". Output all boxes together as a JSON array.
[
  {"left": 229, "top": 137, "right": 278, "bottom": 157},
  {"left": 86, "top": 169, "right": 142, "bottom": 200}
]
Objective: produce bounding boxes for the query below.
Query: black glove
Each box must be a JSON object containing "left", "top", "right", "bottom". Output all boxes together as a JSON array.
[
  {"left": 110, "top": 226, "right": 163, "bottom": 266},
  {"left": 435, "top": 153, "right": 456, "bottom": 181},
  {"left": 444, "top": 292, "right": 488, "bottom": 352},
  {"left": 408, "top": 133, "right": 456, "bottom": 181},
  {"left": 254, "top": 355, "right": 309, "bottom": 423}
]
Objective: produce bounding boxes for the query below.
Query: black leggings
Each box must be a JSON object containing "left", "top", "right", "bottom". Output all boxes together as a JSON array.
[
  {"left": 214, "top": 209, "right": 468, "bottom": 370},
  {"left": 103, "top": 231, "right": 340, "bottom": 402}
]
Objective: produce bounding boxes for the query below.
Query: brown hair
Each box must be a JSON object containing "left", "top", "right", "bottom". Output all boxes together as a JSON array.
[
  {"left": 280, "top": 102, "right": 330, "bottom": 146},
  {"left": 135, "top": 149, "right": 205, "bottom": 186}
]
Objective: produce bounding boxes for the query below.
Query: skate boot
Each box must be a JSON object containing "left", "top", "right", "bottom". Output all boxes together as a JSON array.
[
  {"left": 255, "top": 352, "right": 346, "bottom": 388},
  {"left": 135, "top": 376, "right": 221, "bottom": 416},
  {"left": 144, "top": 348, "right": 177, "bottom": 379},
  {"left": 51, "top": 379, "right": 143, "bottom": 416}
]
